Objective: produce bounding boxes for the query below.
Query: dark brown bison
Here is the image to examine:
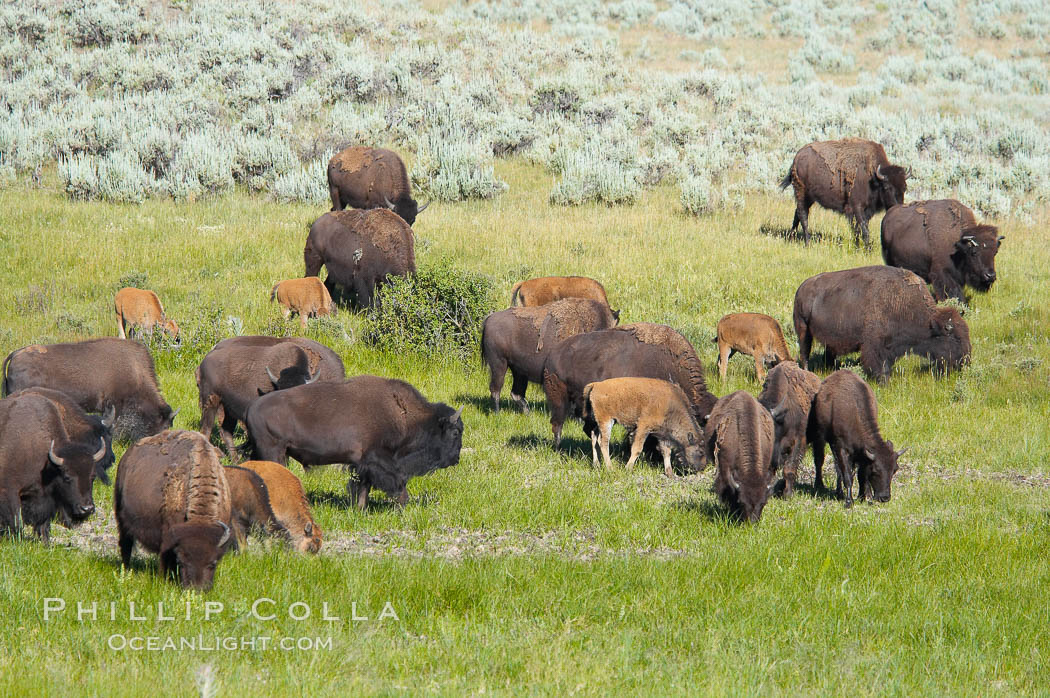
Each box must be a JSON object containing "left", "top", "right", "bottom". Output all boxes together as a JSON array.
[
  {"left": 244, "top": 376, "right": 463, "bottom": 511},
  {"left": 304, "top": 209, "right": 415, "bottom": 309},
  {"left": 793, "top": 266, "right": 971, "bottom": 381},
  {"left": 0, "top": 392, "right": 106, "bottom": 541},
  {"left": 115, "top": 430, "right": 233, "bottom": 590},
  {"left": 704, "top": 390, "right": 775, "bottom": 523},
  {"left": 541, "top": 323, "right": 718, "bottom": 450},
  {"left": 327, "top": 146, "right": 428, "bottom": 225},
  {"left": 510, "top": 276, "right": 611, "bottom": 308},
  {"left": 881, "top": 199, "right": 1003, "bottom": 303},
  {"left": 481, "top": 298, "right": 619, "bottom": 413},
  {"left": 12, "top": 387, "right": 116, "bottom": 484},
  {"left": 196, "top": 339, "right": 334, "bottom": 459},
  {"left": 781, "top": 138, "right": 909, "bottom": 246},
  {"left": 2, "top": 338, "right": 177, "bottom": 440},
  {"left": 809, "top": 370, "right": 906, "bottom": 507},
  {"left": 757, "top": 362, "right": 821, "bottom": 497}
]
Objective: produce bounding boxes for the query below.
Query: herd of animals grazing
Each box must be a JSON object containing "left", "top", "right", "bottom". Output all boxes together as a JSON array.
[{"left": 0, "top": 138, "right": 1003, "bottom": 590}]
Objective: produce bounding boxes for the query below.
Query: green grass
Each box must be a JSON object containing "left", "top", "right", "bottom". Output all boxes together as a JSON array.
[{"left": 1, "top": 162, "right": 1049, "bottom": 695}]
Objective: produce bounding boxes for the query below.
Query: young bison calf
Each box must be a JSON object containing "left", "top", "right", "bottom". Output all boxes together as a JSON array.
[
  {"left": 714, "top": 313, "right": 792, "bottom": 381},
  {"left": 114, "top": 287, "right": 180, "bottom": 341},
  {"left": 270, "top": 277, "right": 334, "bottom": 329},
  {"left": 809, "top": 370, "right": 906, "bottom": 507},
  {"left": 582, "top": 377, "right": 705, "bottom": 477},
  {"left": 236, "top": 460, "right": 322, "bottom": 553}
]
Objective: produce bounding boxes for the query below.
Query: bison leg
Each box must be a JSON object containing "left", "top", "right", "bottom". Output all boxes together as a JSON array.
[
  {"left": 753, "top": 354, "right": 767, "bottom": 382},
  {"left": 834, "top": 445, "right": 853, "bottom": 508},
  {"left": 199, "top": 393, "right": 221, "bottom": 438},
  {"left": 599, "top": 419, "right": 617, "bottom": 470},
  {"left": 717, "top": 342, "right": 733, "bottom": 380},
  {"left": 329, "top": 184, "right": 343, "bottom": 211},
  {"left": 796, "top": 320, "right": 812, "bottom": 371},
  {"left": 218, "top": 410, "right": 241, "bottom": 462},
  {"left": 395, "top": 487, "right": 409, "bottom": 508},
  {"left": 348, "top": 474, "right": 371, "bottom": 511},
  {"left": 304, "top": 242, "right": 324, "bottom": 278},
  {"left": 625, "top": 427, "right": 650, "bottom": 471},
  {"left": 812, "top": 436, "right": 826, "bottom": 491},
  {"left": 34, "top": 521, "right": 51, "bottom": 543},
  {"left": 857, "top": 460, "right": 872, "bottom": 502},
  {"left": 0, "top": 493, "right": 21, "bottom": 536},
  {"left": 116, "top": 313, "right": 127, "bottom": 339},
  {"left": 781, "top": 445, "right": 800, "bottom": 498},
  {"left": 509, "top": 370, "right": 530, "bottom": 414},
  {"left": 298, "top": 312, "right": 308, "bottom": 330},
  {"left": 543, "top": 371, "right": 569, "bottom": 448},
  {"left": 487, "top": 357, "right": 508, "bottom": 412},
  {"left": 118, "top": 529, "right": 135, "bottom": 568},
  {"left": 795, "top": 195, "right": 813, "bottom": 244},
  {"left": 354, "top": 278, "right": 375, "bottom": 310},
  {"left": 658, "top": 440, "right": 674, "bottom": 478}
]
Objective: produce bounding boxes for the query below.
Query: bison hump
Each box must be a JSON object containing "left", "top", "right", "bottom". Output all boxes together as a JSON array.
[{"left": 332, "top": 146, "right": 373, "bottom": 174}]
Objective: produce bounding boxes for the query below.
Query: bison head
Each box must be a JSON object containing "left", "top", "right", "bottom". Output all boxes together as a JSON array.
[
  {"left": 384, "top": 195, "right": 428, "bottom": 226},
  {"left": 160, "top": 521, "right": 232, "bottom": 591},
  {"left": 680, "top": 430, "right": 706, "bottom": 473},
  {"left": 161, "top": 318, "right": 181, "bottom": 343},
  {"left": 43, "top": 438, "right": 106, "bottom": 526},
  {"left": 433, "top": 406, "right": 464, "bottom": 470},
  {"left": 862, "top": 441, "right": 906, "bottom": 503},
  {"left": 716, "top": 465, "right": 771, "bottom": 523},
  {"left": 295, "top": 520, "right": 323, "bottom": 554},
  {"left": 873, "top": 164, "right": 909, "bottom": 211},
  {"left": 927, "top": 307, "right": 971, "bottom": 373},
  {"left": 953, "top": 225, "right": 1002, "bottom": 292}
]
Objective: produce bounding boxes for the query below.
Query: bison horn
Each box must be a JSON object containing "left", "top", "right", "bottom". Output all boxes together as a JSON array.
[
  {"left": 218, "top": 521, "right": 231, "bottom": 547},
  {"left": 863, "top": 448, "right": 876, "bottom": 461},
  {"left": 383, "top": 196, "right": 396, "bottom": 210},
  {"left": 769, "top": 398, "right": 787, "bottom": 422},
  {"left": 304, "top": 366, "right": 321, "bottom": 384},
  {"left": 875, "top": 164, "right": 886, "bottom": 181},
  {"left": 962, "top": 235, "right": 977, "bottom": 246},
  {"left": 895, "top": 446, "right": 909, "bottom": 458},
  {"left": 905, "top": 166, "right": 913, "bottom": 180},
  {"left": 997, "top": 235, "right": 1005, "bottom": 242},
  {"left": 450, "top": 406, "right": 464, "bottom": 424},
  {"left": 93, "top": 437, "right": 107, "bottom": 463},
  {"left": 170, "top": 408, "right": 181, "bottom": 421},
  {"left": 416, "top": 200, "right": 431, "bottom": 214},
  {"left": 48, "top": 440, "right": 65, "bottom": 467},
  {"left": 266, "top": 367, "right": 280, "bottom": 386}
]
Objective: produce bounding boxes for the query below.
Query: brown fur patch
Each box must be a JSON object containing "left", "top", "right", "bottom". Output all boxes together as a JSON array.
[
  {"left": 158, "top": 431, "right": 227, "bottom": 524},
  {"left": 362, "top": 210, "right": 413, "bottom": 258},
  {"left": 810, "top": 139, "right": 876, "bottom": 193},
  {"left": 24, "top": 345, "right": 47, "bottom": 354},
  {"left": 509, "top": 306, "right": 547, "bottom": 333},
  {"left": 332, "top": 146, "right": 373, "bottom": 173}
]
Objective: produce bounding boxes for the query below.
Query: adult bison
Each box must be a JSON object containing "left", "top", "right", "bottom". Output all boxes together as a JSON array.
[
  {"left": 704, "top": 390, "right": 775, "bottom": 523},
  {"left": 196, "top": 338, "right": 337, "bottom": 459},
  {"left": 793, "top": 266, "right": 971, "bottom": 382},
  {"left": 304, "top": 209, "right": 415, "bottom": 309},
  {"left": 0, "top": 392, "right": 106, "bottom": 541},
  {"left": 243, "top": 376, "right": 463, "bottom": 511},
  {"left": 541, "top": 323, "right": 718, "bottom": 450},
  {"left": 781, "top": 138, "right": 909, "bottom": 246},
  {"left": 115, "top": 430, "right": 233, "bottom": 590},
  {"left": 2, "top": 338, "right": 177, "bottom": 440},
  {"left": 481, "top": 298, "right": 619, "bottom": 412},
  {"left": 327, "top": 146, "right": 428, "bottom": 225},
  {"left": 757, "top": 362, "right": 821, "bottom": 497},
  {"left": 881, "top": 199, "right": 1003, "bottom": 303}
]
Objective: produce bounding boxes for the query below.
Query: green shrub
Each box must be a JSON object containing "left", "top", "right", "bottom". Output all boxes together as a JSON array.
[{"left": 363, "top": 262, "right": 495, "bottom": 360}]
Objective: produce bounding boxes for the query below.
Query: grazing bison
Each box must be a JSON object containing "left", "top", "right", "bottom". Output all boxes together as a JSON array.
[
  {"left": 881, "top": 199, "right": 1003, "bottom": 303},
  {"left": 115, "top": 430, "right": 233, "bottom": 590},
  {"left": 793, "top": 266, "right": 971, "bottom": 381},
  {"left": 224, "top": 466, "right": 283, "bottom": 548},
  {"left": 237, "top": 460, "right": 322, "bottom": 553},
  {"left": 327, "top": 146, "right": 429, "bottom": 225},
  {"left": 2, "top": 338, "right": 178, "bottom": 440},
  {"left": 510, "top": 276, "right": 612, "bottom": 308},
  {"left": 0, "top": 392, "right": 106, "bottom": 541},
  {"left": 481, "top": 298, "right": 619, "bottom": 412},
  {"left": 211, "top": 336, "right": 345, "bottom": 381},
  {"left": 714, "top": 313, "right": 792, "bottom": 381},
  {"left": 270, "top": 277, "right": 335, "bottom": 328},
  {"left": 809, "top": 370, "right": 905, "bottom": 507},
  {"left": 13, "top": 387, "right": 116, "bottom": 484},
  {"left": 757, "top": 362, "right": 821, "bottom": 497},
  {"left": 781, "top": 138, "right": 909, "bottom": 246},
  {"left": 582, "top": 377, "right": 705, "bottom": 477},
  {"left": 542, "top": 323, "right": 718, "bottom": 448},
  {"left": 114, "top": 287, "right": 180, "bottom": 341},
  {"left": 304, "top": 209, "right": 415, "bottom": 309},
  {"left": 196, "top": 339, "right": 330, "bottom": 459},
  {"left": 704, "top": 390, "right": 775, "bottom": 523},
  {"left": 244, "top": 376, "right": 463, "bottom": 511}
]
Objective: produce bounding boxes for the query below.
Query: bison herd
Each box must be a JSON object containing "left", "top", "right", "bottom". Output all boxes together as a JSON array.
[{"left": 0, "top": 138, "right": 1003, "bottom": 588}]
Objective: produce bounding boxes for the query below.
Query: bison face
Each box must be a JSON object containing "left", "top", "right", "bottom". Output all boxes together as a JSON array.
[
  {"left": 295, "top": 521, "right": 323, "bottom": 554},
  {"left": 161, "top": 522, "right": 232, "bottom": 591},
  {"left": 716, "top": 467, "right": 771, "bottom": 524},
  {"left": 43, "top": 438, "right": 105, "bottom": 526},
  {"left": 864, "top": 441, "right": 906, "bottom": 503},
  {"left": 434, "top": 407, "right": 465, "bottom": 470},
  {"left": 954, "top": 226, "right": 1002, "bottom": 292},
  {"left": 681, "top": 432, "right": 706, "bottom": 473},
  {"left": 928, "top": 308, "right": 971, "bottom": 372},
  {"left": 873, "top": 164, "right": 908, "bottom": 211}
]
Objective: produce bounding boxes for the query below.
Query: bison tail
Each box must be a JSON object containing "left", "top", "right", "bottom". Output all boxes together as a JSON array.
[
  {"left": 510, "top": 281, "right": 523, "bottom": 307},
  {"left": 779, "top": 170, "right": 793, "bottom": 190},
  {"left": 269, "top": 283, "right": 280, "bottom": 302},
  {"left": 581, "top": 383, "right": 594, "bottom": 420}
]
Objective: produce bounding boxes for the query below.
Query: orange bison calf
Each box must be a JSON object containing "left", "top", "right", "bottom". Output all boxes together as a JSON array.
[
  {"left": 582, "top": 377, "right": 705, "bottom": 477},
  {"left": 228, "top": 460, "right": 322, "bottom": 553},
  {"left": 714, "top": 313, "right": 792, "bottom": 381},
  {"left": 114, "top": 287, "right": 179, "bottom": 340},
  {"left": 270, "top": 278, "right": 334, "bottom": 329},
  {"left": 510, "top": 276, "right": 611, "bottom": 308}
]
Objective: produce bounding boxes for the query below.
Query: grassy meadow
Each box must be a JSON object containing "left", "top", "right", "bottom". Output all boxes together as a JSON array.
[{"left": 1, "top": 158, "right": 1049, "bottom": 694}]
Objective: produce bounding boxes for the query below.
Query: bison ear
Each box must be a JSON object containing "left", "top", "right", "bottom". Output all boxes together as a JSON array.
[{"left": 612, "top": 309, "right": 621, "bottom": 323}]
